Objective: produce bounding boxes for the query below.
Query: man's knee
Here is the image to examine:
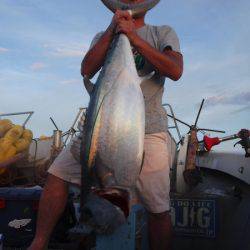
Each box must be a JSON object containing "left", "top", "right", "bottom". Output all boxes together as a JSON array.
[{"left": 46, "top": 173, "right": 67, "bottom": 184}]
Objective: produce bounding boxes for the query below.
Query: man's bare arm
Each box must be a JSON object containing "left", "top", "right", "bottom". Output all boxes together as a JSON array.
[
  {"left": 131, "top": 34, "right": 183, "bottom": 81},
  {"left": 81, "top": 28, "right": 114, "bottom": 79},
  {"left": 116, "top": 13, "right": 183, "bottom": 81}
]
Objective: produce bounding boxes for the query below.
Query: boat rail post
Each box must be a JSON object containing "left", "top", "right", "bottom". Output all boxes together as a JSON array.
[
  {"left": 162, "top": 103, "right": 182, "bottom": 144},
  {"left": 63, "top": 107, "right": 86, "bottom": 145},
  {"left": 162, "top": 103, "right": 183, "bottom": 192}
]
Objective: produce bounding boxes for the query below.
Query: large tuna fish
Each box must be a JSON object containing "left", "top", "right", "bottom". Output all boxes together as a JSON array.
[
  {"left": 84, "top": 34, "right": 145, "bottom": 187},
  {"left": 80, "top": 0, "right": 160, "bottom": 234}
]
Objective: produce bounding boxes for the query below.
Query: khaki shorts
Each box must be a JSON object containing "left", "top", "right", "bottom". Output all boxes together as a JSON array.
[{"left": 48, "top": 132, "right": 171, "bottom": 213}]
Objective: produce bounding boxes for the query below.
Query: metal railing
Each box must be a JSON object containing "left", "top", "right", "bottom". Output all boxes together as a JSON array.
[
  {"left": 162, "top": 103, "right": 182, "bottom": 144},
  {"left": 0, "top": 111, "right": 34, "bottom": 127}
]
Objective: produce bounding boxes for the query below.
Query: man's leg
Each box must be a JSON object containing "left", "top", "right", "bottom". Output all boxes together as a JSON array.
[
  {"left": 136, "top": 132, "right": 173, "bottom": 250},
  {"left": 28, "top": 174, "right": 69, "bottom": 250},
  {"left": 148, "top": 211, "right": 173, "bottom": 250}
]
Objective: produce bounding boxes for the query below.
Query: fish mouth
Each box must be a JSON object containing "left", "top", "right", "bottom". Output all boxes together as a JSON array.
[
  {"left": 93, "top": 187, "right": 130, "bottom": 217},
  {"left": 100, "top": 0, "right": 160, "bottom": 16},
  {"left": 81, "top": 187, "right": 130, "bottom": 234}
]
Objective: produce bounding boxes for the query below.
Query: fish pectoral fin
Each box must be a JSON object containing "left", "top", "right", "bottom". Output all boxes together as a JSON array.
[
  {"left": 140, "top": 71, "right": 155, "bottom": 84},
  {"left": 83, "top": 76, "right": 95, "bottom": 95}
]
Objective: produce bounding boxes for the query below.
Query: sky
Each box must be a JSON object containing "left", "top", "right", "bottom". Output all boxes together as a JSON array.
[{"left": 0, "top": 0, "right": 249, "bottom": 153}]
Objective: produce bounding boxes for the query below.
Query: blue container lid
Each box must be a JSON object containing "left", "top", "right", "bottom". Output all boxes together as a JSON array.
[{"left": 0, "top": 187, "right": 42, "bottom": 200}]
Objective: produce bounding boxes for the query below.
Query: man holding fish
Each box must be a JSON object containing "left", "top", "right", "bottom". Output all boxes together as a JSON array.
[{"left": 29, "top": 1, "right": 183, "bottom": 250}]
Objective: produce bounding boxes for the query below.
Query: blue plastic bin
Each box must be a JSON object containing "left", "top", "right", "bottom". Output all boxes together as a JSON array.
[{"left": 0, "top": 187, "right": 42, "bottom": 247}]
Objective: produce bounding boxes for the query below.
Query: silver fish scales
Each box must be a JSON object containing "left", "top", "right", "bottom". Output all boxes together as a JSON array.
[{"left": 83, "top": 34, "right": 145, "bottom": 188}]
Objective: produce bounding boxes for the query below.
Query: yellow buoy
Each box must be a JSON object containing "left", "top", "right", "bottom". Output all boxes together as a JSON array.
[
  {"left": 0, "top": 119, "right": 13, "bottom": 138},
  {"left": 0, "top": 138, "right": 12, "bottom": 154},
  {"left": 39, "top": 135, "right": 51, "bottom": 140},
  {"left": 0, "top": 145, "right": 17, "bottom": 163},
  {"left": 22, "top": 129, "right": 33, "bottom": 142},
  {"left": 4, "top": 125, "right": 24, "bottom": 143},
  {"left": 14, "top": 138, "right": 31, "bottom": 153}
]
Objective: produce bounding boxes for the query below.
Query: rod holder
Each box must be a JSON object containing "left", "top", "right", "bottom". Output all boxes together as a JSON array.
[{"left": 53, "top": 130, "right": 63, "bottom": 149}]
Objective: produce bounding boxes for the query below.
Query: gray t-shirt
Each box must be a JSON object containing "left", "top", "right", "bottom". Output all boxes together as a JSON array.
[{"left": 88, "top": 24, "right": 181, "bottom": 134}]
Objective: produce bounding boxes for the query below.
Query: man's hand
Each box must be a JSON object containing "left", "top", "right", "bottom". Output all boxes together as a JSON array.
[
  {"left": 108, "top": 10, "right": 130, "bottom": 32},
  {"left": 109, "top": 10, "right": 137, "bottom": 41},
  {"left": 82, "top": 10, "right": 128, "bottom": 78},
  {"left": 116, "top": 11, "right": 137, "bottom": 40}
]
